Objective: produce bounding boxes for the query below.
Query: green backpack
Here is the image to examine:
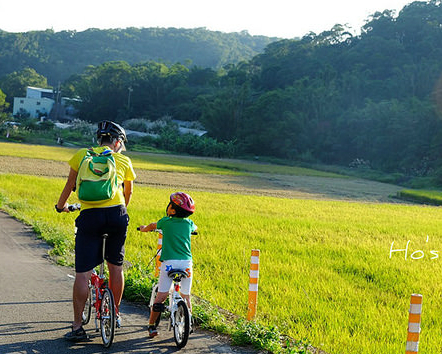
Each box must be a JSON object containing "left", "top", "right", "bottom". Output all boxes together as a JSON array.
[{"left": 76, "top": 148, "right": 118, "bottom": 203}]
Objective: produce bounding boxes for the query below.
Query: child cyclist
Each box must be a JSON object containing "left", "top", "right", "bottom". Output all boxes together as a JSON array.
[{"left": 138, "top": 192, "right": 197, "bottom": 338}]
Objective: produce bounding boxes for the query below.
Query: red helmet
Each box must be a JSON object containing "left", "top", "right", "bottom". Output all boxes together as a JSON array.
[{"left": 170, "top": 192, "right": 195, "bottom": 213}]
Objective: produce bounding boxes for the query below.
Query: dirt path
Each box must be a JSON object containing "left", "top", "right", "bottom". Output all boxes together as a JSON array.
[
  {"left": 0, "top": 156, "right": 402, "bottom": 202},
  {"left": 0, "top": 210, "right": 261, "bottom": 354}
]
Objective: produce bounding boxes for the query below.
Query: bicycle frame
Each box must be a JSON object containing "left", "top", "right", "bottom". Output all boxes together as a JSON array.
[
  {"left": 90, "top": 267, "right": 106, "bottom": 328},
  {"left": 168, "top": 278, "right": 186, "bottom": 329}
]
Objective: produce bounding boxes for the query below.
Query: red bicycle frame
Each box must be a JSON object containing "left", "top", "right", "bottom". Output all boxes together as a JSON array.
[{"left": 90, "top": 269, "right": 106, "bottom": 321}]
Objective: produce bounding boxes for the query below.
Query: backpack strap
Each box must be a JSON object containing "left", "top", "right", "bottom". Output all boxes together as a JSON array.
[
  {"left": 101, "top": 148, "right": 113, "bottom": 156},
  {"left": 86, "top": 147, "right": 113, "bottom": 156}
]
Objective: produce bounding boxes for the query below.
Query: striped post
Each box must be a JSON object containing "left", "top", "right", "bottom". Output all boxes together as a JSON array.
[
  {"left": 247, "top": 249, "right": 260, "bottom": 321},
  {"left": 406, "top": 294, "right": 423, "bottom": 354},
  {"left": 154, "top": 230, "right": 163, "bottom": 277}
]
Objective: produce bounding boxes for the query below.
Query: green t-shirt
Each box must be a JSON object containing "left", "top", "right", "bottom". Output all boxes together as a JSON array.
[{"left": 157, "top": 216, "right": 197, "bottom": 261}]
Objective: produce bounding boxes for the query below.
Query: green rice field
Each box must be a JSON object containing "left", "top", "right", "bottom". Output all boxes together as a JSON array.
[{"left": 0, "top": 142, "right": 441, "bottom": 354}]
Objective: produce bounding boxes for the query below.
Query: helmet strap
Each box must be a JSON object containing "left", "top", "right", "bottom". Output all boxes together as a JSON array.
[{"left": 114, "top": 138, "right": 126, "bottom": 152}]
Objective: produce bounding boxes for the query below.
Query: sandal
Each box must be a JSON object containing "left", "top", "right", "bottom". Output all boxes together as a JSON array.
[
  {"left": 64, "top": 326, "right": 89, "bottom": 341},
  {"left": 148, "top": 325, "right": 158, "bottom": 338}
]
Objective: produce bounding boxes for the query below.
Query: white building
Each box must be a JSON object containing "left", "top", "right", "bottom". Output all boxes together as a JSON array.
[
  {"left": 13, "top": 87, "right": 55, "bottom": 119},
  {"left": 12, "top": 86, "right": 78, "bottom": 121}
]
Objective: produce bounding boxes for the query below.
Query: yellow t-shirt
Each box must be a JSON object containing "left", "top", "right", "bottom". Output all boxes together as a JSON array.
[{"left": 69, "top": 146, "right": 136, "bottom": 210}]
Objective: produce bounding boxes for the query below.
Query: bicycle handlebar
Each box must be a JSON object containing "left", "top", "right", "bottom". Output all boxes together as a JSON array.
[
  {"left": 68, "top": 203, "right": 81, "bottom": 211},
  {"left": 55, "top": 203, "right": 81, "bottom": 213},
  {"left": 136, "top": 227, "right": 197, "bottom": 235}
]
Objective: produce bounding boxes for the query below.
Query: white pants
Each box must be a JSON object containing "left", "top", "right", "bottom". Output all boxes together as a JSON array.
[{"left": 157, "top": 259, "right": 193, "bottom": 295}]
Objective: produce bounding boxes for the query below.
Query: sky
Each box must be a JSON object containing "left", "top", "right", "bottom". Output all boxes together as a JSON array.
[{"left": 0, "top": 0, "right": 417, "bottom": 38}]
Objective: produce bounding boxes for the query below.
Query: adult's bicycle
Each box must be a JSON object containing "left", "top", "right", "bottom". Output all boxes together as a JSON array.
[
  {"left": 67, "top": 204, "right": 117, "bottom": 348},
  {"left": 81, "top": 232, "right": 116, "bottom": 348}
]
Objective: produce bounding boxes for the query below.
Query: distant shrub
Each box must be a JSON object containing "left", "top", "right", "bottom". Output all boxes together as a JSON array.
[{"left": 396, "top": 189, "right": 442, "bottom": 205}]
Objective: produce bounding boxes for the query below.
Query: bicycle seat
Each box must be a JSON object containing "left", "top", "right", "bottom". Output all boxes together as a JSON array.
[{"left": 167, "top": 269, "right": 188, "bottom": 282}]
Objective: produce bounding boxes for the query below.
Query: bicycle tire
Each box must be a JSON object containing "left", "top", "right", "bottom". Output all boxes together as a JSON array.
[
  {"left": 82, "top": 282, "right": 92, "bottom": 325},
  {"left": 100, "top": 287, "right": 116, "bottom": 348},
  {"left": 173, "top": 300, "right": 190, "bottom": 348}
]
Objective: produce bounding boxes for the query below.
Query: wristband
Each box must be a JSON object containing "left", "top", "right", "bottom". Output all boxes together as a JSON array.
[{"left": 55, "top": 205, "right": 64, "bottom": 213}]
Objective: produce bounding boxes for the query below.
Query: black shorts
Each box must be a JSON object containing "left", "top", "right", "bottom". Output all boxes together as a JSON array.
[{"left": 74, "top": 205, "right": 129, "bottom": 273}]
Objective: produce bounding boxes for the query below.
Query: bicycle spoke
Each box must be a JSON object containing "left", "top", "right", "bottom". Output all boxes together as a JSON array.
[{"left": 173, "top": 300, "right": 190, "bottom": 348}]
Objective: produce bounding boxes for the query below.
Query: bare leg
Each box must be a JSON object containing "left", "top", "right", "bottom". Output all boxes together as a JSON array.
[
  {"left": 149, "top": 291, "right": 169, "bottom": 325},
  {"left": 108, "top": 262, "right": 124, "bottom": 314},
  {"left": 181, "top": 293, "right": 192, "bottom": 312},
  {"left": 72, "top": 271, "right": 92, "bottom": 330}
]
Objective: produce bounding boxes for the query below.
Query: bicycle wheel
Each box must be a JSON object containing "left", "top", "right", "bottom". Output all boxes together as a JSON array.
[
  {"left": 173, "top": 300, "right": 190, "bottom": 348},
  {"left": 100, "top": 287, "right": 116, "bottom": 348},
  {"left": 82, "top": 282, "right": 92, "bottom": 325}
]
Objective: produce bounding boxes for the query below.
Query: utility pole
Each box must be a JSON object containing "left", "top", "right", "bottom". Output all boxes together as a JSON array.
[{"left": 127, "top": 86, "right": 133, "bottom": 113}]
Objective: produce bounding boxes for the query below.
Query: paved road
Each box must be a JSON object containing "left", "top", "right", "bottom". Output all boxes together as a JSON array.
[{"left": 0, "top": 211, "right": 257, "bottom": 354}]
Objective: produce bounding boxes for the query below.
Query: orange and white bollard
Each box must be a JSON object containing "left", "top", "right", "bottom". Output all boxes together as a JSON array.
[
  {"left": 154, "top": 230, "right": 163, "bottom": 277},
  {"left": 406, "top": 293, "right": 423, "bottom": 354},
  {"left": 247, "top": 249, "right": 260, "bottom": 321}
]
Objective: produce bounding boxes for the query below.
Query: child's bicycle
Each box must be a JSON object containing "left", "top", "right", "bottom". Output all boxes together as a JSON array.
[
  {"left": 139, "top": 228, "right": 195, "bottom": 349},
  {"left": 67, "top": 204, "right": 116, "bottom": 348},
  {"left": 150, "top": 268, "right": 192, "bottom": 348}
]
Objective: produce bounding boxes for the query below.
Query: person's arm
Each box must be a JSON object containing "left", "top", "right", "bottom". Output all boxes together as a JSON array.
[
  {"left": 138, "top": 223, "right": 157, "bottom": 232},
  {"left": 56, "top": 168, "right": 77, "bottom": 212},
  {"left": 123, "top": 180, "right": 133, "bottom": 206},
  {"left": 191, "top": 219, "right": 197, "bottom": 233}
]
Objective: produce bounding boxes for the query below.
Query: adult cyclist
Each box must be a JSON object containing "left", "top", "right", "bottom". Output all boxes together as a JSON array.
[{"left": 55, "top": 120, "right": 136, "bottom": 341}]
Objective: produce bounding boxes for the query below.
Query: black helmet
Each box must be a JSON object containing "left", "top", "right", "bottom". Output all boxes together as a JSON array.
[{"left": 96, "top": 120, "right": 127, "bottom": 142}]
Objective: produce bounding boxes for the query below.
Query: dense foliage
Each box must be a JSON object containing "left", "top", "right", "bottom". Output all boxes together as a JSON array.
[
  {"left": 0, "top": 27, "right": 277, "bottom": 84},
  {"left": 245, "top": 0, "right": 442, "bottom": 177},
  {"left": 2, "top": 1, "right": 442, "bottom": 182}
]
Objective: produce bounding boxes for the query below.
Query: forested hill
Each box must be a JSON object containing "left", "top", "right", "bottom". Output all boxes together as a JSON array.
[
  {"left": 3, "top": 1, "right": 442, "bottom": 183},
  {"left": 0, "top": 27, "right": 278, "bottom": 84},
  {"left": 228, "top": 0, "right": 442, "bottom": 179}
]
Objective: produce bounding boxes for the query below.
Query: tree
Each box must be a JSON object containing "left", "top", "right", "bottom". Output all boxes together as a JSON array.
[
  {"left": 0, "top": 68, "right": 49, "bottom": 110},
  {"left": 0, "top": 88, "right": 8, "bottom": 112},
  {"left": 240, "top": 88, "right": 303, "bottom": 158}
]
